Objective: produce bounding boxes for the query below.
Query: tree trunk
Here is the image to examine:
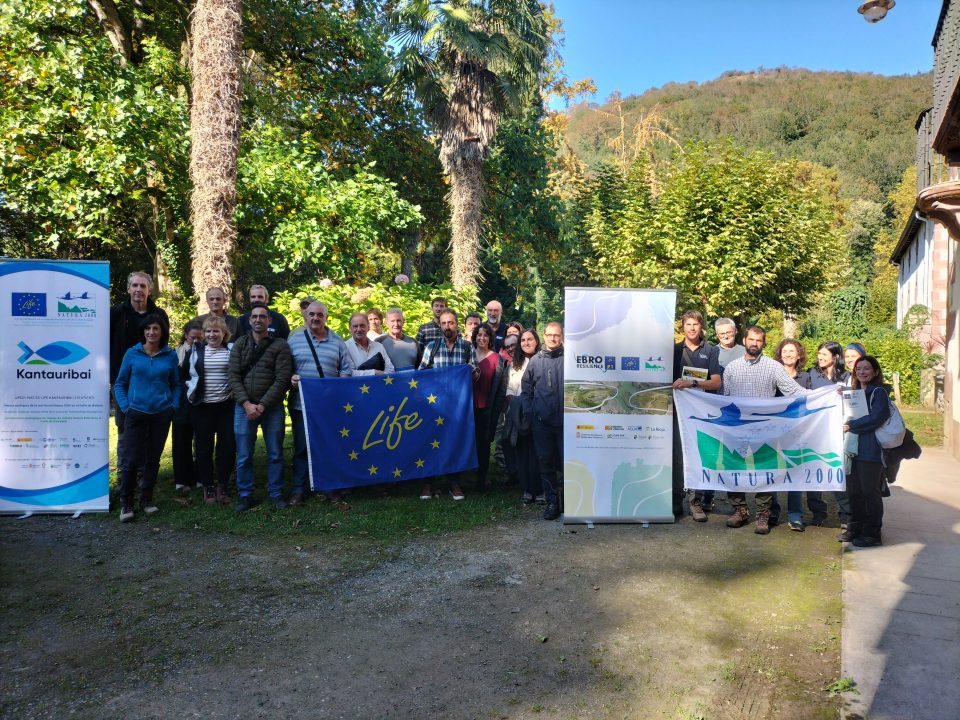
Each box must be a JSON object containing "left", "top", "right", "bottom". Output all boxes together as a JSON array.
[
  {"left": 448, "top": 157, "right": 485, "bottom": 290},
  {"left": 189, "top": 0, "right": 242, "bottom": 314},
  {"left": 783, "top": 312, "right": 798, "bottom": 339}
]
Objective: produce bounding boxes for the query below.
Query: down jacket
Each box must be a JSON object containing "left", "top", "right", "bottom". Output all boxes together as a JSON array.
[{"left": 228, "top": 333, "right": 292, "bottom": 409}]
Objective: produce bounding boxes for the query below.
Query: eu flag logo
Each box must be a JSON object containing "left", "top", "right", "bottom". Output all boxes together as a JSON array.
[
  {"left": 604, "top": 356, "right": 616, "bottom": 371},
  {"left": 621, "top": 356, "right": 640, "bottom": 371},
  {"left": 300, "top": 365, "right": 477, "bottom": 491},
  {"left": 12, "top": 292, "right": 46, "bottom": 317}
]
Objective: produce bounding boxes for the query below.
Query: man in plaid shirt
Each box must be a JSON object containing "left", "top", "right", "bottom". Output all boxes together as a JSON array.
[
  {"left": 418, "top": 308, "right": 477, "bottom": 500},
  {"left": 722, "top": 325, "right": 806, "bottom": 535},
  {"left": 415, "top": 296, "right": 448, "bottom": 351}
]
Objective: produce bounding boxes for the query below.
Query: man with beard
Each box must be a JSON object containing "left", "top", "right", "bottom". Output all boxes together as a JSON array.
[
  {"left": 521, "top": 322, "right": 565, "bottom": 521},
  {"left": 415, "top": 296, "right": 448, "bottom": 351},
  {"left": 721, "top": 325, "right": 806, "bottom": 535},
  {"left": 418, "top": 308, "right": 477, "bottom": 501}
]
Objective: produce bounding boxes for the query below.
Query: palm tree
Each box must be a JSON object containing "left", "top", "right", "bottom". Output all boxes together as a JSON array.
[
  {"left": 389, "top": 0, "right": 548, "bottom": 290},
  {"left": 189, "top": 0, "right": 242, "bottom": 311}
]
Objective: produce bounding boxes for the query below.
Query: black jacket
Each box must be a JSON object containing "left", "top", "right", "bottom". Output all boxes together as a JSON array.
[
  {"left": 109, "top": 299, "right": 168, "bottom": 384},
  {"left": 521, "top": 345, "right": 564, "bottom": 427},
  {"left": 227, "top": 333, "right": 292, "bottom": 408}
]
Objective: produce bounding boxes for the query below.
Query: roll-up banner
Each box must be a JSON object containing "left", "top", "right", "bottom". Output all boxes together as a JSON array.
[
  {"left": 563, "top": 288, "right": 676, "bottom": 524},
  {"left": 0, "top": 259, "right": 110, "bottom": 513}
]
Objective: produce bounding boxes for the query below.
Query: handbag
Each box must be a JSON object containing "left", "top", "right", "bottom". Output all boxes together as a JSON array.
[{"left": 868, "top": 387, "right": 906, "bottom": 449}]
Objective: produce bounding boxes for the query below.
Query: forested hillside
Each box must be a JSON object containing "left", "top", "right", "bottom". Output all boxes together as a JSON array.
[{"left": 564, "top": 68, "right": 931, "bottom": 201}]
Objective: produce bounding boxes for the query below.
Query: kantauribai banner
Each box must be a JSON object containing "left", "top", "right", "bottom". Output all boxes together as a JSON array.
[
  {"left": 563, "top": 288, "right": 676, "bottom": 523},
  {"left": 674, "top": 386, "right": 845, "bottom": 493},
  {"left": 0, "top": 259, "right": 110, "bottom": 513}
]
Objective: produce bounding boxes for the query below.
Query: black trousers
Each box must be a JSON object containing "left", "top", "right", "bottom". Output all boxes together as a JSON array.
[
  {"left": 848, "top": 459, "right": 884, "bottom": 538},
  {"left": 191, "top": 400, "right": 236, "bottom": 491},
  {"left": 171, "top": 410, "right": 196, "bottom": 488},
  {"left": 118, "top": 409, "right": 173, "bottom": 504},
  {"left": 531, "top": 421, "right": 563, "bottom": 505},
  {"left": 474, "top": 406, "right": 493, "bottom": 486}
]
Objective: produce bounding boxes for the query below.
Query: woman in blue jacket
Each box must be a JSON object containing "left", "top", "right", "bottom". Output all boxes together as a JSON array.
[
  {"left": 113, "top": 313, "right": 180, "bottom": 522},
  {"left": 839, "top": 355, "right": 890, "bottom": 547}
]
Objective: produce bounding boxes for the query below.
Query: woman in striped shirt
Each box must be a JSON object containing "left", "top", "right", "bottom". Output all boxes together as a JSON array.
[{"left": 183, "top": 315, "right": 235, "bottom": 504}]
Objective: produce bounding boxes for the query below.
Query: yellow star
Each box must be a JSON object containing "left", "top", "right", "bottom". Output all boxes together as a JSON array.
[
  {"left": 393, "top": 468, "right": 402, "bottom": 478},
  {"left": 384, "top": 376, "right": 394, "bottom": 385},
  {"left": 343, "top": 402, "right": 353, "bottom": 413},
  {"left": 360, "top": 384, "right": 370, "bottom": 394},
  {"left": 339, "top": 427, "right": 350, "bottom": 438},
  {"left": 368, "top": 465, "right": 378, "bottom": 476},
  {"left": 348, "top": 450, "right": 358, "bottom": 460},
  {"left": 431, "top": 439, "right": 440, "bottom": 449},
  {"left": 427, "top": 393, "right": 437, "bottom": 404},
  {"left": 415, "top": 458, "right": 425, "bottom": 468},
  {"left": 435, "top": 416, "right": 444, "bottom": 426},
  {"left": 408, "top": 379, "right": 418, "bottom": 389}
]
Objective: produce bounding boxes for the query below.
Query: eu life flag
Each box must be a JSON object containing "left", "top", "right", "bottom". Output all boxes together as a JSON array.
[{"left": 300, "top": 365, "right": 477, "bottom": 490}]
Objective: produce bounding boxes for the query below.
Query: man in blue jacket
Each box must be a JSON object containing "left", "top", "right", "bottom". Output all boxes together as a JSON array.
[{"left": 521, "top": 322, "right": 565, "bottom": 521}]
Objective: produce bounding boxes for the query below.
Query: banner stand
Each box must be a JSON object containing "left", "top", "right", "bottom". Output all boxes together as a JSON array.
[
  {"left": 562, "top": 287, "right": 677, "bottom": 524},
  {"left": 0, "top": 259, "right": 111, "bottom": 514}
]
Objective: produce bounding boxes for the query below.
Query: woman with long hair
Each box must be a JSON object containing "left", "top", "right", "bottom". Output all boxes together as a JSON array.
[
  {"left": 183, "top": 316, "right": 236, "bottom": 505},
  {"left": 810, "top": 341, "right": 848, "bottom": 388},
  {"left": 840, "top": 355, "right": 891, "bottom": 547},
  {"left": 472, "top": 323, "right": 508, "bottom": 492},
  {"left": 503, "top": 329, "right": 542, "bottom": 504},
  {"left": 113, "top": 314, "right": 180, "bottom": 522},
  {"left": 773, "top": 339, "right": 822, "bottom": 530}
]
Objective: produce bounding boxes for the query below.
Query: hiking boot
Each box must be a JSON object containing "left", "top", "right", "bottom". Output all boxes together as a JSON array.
[
  {"left": 203, "top": 487, "right": 217, "bottom": 505},
  {"left": 119, "top": 504, "right": 135, "bottom": 523},
  {"left": 234, "top": 496, "right": 254, "bottom": 513},
  {"left": 810, "top": 514, "right": 827, "bottom": 527},
  {"left": 726, "top": 506, "right": 750, "bottom": 528},
  {"left": 521, "top": 492, "right": 534, "bottom": 505},
  {"left": 543, "top": 502, "right": 560, "bottom": 521},
  {"left": 851, "top": 536, "right": 882, "bottom": 548},
  {"left": 273, "top": 497, "right": 289, "bottom": 510},
  {"left": 690, "top": 501, "right": 708, "bottom": 522},
  {"left": 754, "top": 510, "right": 771, "bottom": 535},
  {"left": 837, "top": 523, "right": 862, "bottom": 542},
  {"left": 217, "top": 487, "right": 231, "bottom": 506},
  {"left": 419, "top": 484, "right": 433, "bottom": 500},
  {"left": 289, "top": 493, "right": 304, "bottom": 507},
  {"left": 140, "top": 491, "right": 159, "bottom": 514},
  {"left": 450, "top": 485, "right": 465, "bottom": 501}
]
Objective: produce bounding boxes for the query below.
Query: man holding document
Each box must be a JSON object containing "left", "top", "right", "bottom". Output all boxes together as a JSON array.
[{"left": 671, "top": 310, "right": 723, "bottom": 522}]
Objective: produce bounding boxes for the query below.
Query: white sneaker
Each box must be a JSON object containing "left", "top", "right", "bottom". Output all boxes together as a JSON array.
[{"left": 119, "top": 506, "right": 135, "bottom": 523}]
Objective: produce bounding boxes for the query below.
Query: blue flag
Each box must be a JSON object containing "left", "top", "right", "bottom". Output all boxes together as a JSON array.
[{"left": 300, "top": 365, "right": 478, "bottom": 490}]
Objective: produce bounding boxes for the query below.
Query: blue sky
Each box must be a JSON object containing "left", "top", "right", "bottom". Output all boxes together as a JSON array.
[{"left": 550, "top": 0, "right": 943, "bottom": 105}]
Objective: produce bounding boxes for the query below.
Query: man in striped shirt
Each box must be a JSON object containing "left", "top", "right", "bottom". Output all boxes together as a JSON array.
[
  {"left": 721, "top": 325, "right": 805, "bottom": 535},
  {"left": 288, "top": 301, "right": 354, "bottom": 505}
]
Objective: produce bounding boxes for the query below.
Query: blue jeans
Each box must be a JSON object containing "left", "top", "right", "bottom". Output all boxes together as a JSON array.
[{"left": 234, "top": 403, "right": 285, "bottom": 499}]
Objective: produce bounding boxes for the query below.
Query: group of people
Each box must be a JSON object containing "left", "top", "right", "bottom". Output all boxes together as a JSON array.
[
  {"left": 110, "top": 273, "right": 569, "bottom": 522},
  {"left": 671, "top": 311, "right": 891, "bottom": 547},
  {"left": 110, "top": 272, "right": 893, "bottom": 544}
]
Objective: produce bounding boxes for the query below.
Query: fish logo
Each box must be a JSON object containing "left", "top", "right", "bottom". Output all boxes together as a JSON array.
[{"left": 17, "top": 340, "right": 89, "bottom": 365}]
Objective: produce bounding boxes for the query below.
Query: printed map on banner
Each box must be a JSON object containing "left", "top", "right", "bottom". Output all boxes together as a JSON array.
[
  {"left": 675, "top": 386, "right": 845, "bottom": 493},
  {"left": 563, "top": 288, "right": 676, "bottom": 522}
]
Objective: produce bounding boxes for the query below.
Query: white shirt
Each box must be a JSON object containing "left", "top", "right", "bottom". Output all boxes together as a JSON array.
[{"left": 345, "top": 338, "right": 395, "bottom": 376}]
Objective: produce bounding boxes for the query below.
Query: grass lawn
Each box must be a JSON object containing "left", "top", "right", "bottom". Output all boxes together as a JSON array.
[
  {"left": 900, "top": 404, "right": 944, "bottom": 447},
  {"left": 100, "top": 417, "right": 526, "bottom": 547}
]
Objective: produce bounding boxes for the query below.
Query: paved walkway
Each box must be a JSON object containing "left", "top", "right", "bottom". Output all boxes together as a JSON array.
[{"left": 842, "top": 446, "right": 960, "bottom": 720}]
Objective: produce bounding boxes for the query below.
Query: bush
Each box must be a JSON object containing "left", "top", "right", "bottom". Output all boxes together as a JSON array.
[
  {"left": 799, "top": 327, "right": 923, "bottom": 403},
  {"left": 272, "top": 281, "right": 480, "bottom": 338}
]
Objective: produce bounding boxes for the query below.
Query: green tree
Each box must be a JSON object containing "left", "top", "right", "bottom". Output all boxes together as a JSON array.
[
  {"left": 389, "top": 0, "right": 549, "bottom": 290},
  {"left": 587, "top": 141, "right": 842, "bottom": 322}
]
